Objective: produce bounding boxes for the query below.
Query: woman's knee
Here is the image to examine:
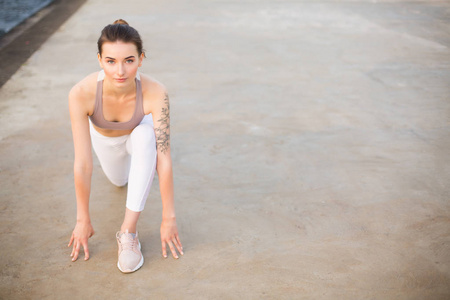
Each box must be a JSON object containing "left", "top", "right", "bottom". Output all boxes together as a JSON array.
[
  {"left": 130, "top": 124, "right": 156, "bottom": 146},
  {"left": 108, "top": 176, "right": 128, "bottom": 187}
]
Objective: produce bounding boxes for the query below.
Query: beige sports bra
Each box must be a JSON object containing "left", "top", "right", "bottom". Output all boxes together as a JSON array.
[{"left": 89, "top": 70, "right": 145, "bottom": 130}]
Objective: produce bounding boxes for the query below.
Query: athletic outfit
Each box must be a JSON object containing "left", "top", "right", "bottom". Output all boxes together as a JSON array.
[{"left": 89, "top": 70, "right": 157, "bottom": 212}]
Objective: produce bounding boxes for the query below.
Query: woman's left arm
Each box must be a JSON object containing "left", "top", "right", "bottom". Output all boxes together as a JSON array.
[{"left": 152, "top": 89, "right": 183, "bottom": 259}]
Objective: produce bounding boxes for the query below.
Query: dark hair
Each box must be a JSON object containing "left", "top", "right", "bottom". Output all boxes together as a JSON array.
[{"left": 97, "top": 19, "right": 145, "bottom": 57}]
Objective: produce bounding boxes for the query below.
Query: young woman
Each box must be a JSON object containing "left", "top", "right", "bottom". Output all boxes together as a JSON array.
[{"left": 67, "top": 19, "right": 183, "bottom": 273}]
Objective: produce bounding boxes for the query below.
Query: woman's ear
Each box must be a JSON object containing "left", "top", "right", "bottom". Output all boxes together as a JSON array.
[
  {"left": 97, "top": 53, "right": 103, "bottom": 68},
  {"left": 138, "top": 53, "right": 144, "bottom": 67}
]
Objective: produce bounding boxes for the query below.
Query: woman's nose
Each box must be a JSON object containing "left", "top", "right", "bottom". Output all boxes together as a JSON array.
[{"left": 117, "top": 63, "right": 125, "bottom": 76}]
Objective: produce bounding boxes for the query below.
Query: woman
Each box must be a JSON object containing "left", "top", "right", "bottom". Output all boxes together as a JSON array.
[{"left": 67, "top": 19, "right": 183, "bottom": 273}]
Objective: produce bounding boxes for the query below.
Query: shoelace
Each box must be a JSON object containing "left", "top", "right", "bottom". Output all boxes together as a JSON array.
[{"left": 120, "top": 234, "right": 137, "bottom": 252}]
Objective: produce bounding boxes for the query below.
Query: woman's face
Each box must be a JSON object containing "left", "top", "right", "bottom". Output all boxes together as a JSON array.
[{"left": 98, "top": 41, "right": 143, "bottom": 86}]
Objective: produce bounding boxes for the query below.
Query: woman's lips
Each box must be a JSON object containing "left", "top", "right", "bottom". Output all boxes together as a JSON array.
[{"left": 115, "top": 78, "right": 127, "bottom": 82}]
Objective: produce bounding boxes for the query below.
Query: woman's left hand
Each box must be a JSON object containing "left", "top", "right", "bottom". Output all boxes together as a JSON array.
[{"left": 160, "top": 217, "right": 183, "bottom": 259}]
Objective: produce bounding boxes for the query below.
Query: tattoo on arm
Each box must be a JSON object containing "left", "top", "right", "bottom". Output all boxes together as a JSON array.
[{"left": 155, "top": 93, "right": 170, "bottom": 154}]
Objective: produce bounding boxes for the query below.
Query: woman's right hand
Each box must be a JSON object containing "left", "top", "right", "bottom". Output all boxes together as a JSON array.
[{"left": 68, "top": 221, "right": 95, "bottom": 261}]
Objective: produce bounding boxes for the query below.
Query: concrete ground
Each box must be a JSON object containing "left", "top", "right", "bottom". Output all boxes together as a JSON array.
[{"left": 1, "top": 0, "right": 449, "bottom": 299}]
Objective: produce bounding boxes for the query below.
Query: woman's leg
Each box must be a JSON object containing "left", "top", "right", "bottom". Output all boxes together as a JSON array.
[
  {"left": 121, "top": 117, "right": 157, "bottom": 231},
  {"left": 124, "top": 122, "right": 157, "bottom": 213},
  {"left": 120, "top": 208, "right": 141, "bottom": 233},
  {"left": 116, "top": 121, "right": 156, "bottom": 273}
]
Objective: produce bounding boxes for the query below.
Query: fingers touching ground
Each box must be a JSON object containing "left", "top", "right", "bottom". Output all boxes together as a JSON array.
[
  {"left": 68, "top": 223, "right": 94, "bottom": 262},
  {"left": 162, "top": 235, "right": 183, "bottom": 259},
  {"left": 69, "top": 241, "right": 90, "bottom": 261},
  {"left": 68, "top": 237, "right": 90, "bottom": 261}
]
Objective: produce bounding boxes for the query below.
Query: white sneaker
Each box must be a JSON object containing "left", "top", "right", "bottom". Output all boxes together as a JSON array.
[{"left": 116, "top": 230, "right": 144, "bottom": 273}]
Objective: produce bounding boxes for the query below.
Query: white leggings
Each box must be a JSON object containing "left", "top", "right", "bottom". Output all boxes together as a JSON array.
[{"left": 89, "top": 114, "right": 157, "bottom": 212}]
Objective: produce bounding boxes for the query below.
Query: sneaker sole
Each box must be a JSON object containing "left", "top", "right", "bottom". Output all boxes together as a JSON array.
[{"left": 117, "top": 241, "right": 144, "bottom": 273}]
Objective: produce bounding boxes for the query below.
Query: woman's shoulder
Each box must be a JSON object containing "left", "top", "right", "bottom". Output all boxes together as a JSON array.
[
  {"left": 139, "top": 73, "right": 167, "bottom": 98},
  {"left": 69, "top": 72, "right": 100, "bottom": 100}
]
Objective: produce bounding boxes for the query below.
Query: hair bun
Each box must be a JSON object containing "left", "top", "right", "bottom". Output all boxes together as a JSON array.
[{"left": 113, "top": 19, "right": 129, "bottom": 25}]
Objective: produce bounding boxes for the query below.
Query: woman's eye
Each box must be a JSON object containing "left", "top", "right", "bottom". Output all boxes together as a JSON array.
[
  {"left": 126, "top": 60, "right": 134, "bottom": 63},
  {"left": 107, "top": 61, "right": 114, "bottom": 64}
]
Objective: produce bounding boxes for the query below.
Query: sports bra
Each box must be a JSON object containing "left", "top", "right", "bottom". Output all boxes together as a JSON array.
[{"left": 89, "top": 70, "right": 145, "bottom": 130}]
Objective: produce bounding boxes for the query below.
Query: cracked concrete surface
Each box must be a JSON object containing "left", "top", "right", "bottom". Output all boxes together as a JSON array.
[{"left": 0, "top": 0, "right": 449, "bottom": 299}]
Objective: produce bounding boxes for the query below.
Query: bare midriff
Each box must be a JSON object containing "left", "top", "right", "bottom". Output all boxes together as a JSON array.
[{"left": 92, "top": 124, "right": 133, "bottom": 137}]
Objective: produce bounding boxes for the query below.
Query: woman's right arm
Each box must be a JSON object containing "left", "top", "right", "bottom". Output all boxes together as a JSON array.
[{"left": 67, "top": 84, "right": 95, "bottom": 261}]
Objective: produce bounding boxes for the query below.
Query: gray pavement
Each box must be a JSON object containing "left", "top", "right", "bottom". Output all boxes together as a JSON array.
[{"left": 1, "top": 0, "right": 450, "bottom": 299}]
